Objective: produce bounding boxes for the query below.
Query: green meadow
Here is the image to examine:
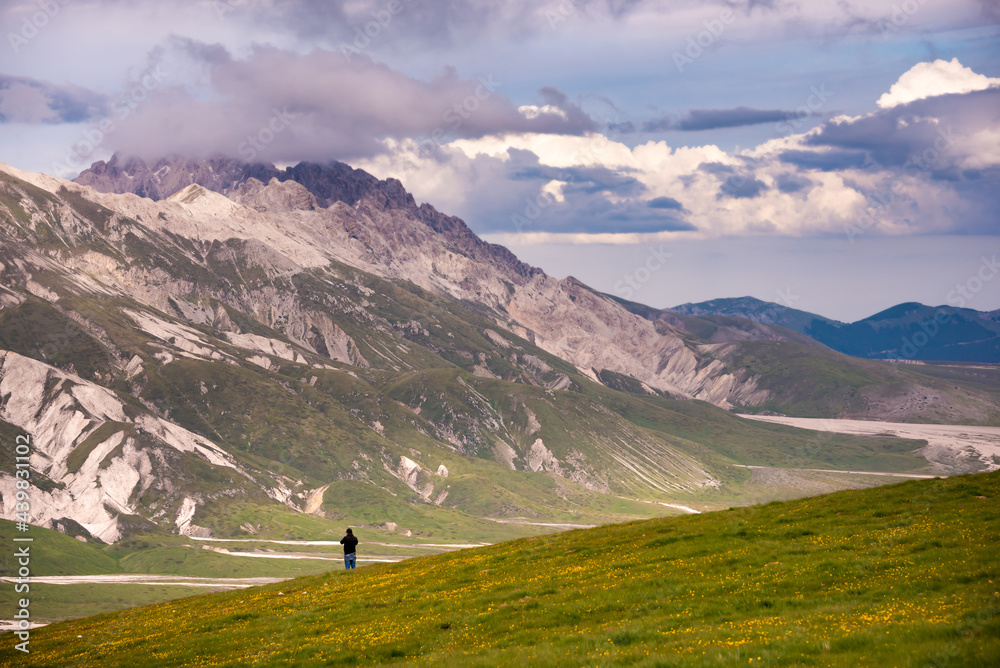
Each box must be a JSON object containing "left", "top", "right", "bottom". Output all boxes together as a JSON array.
[{"left": 2, "top": 470, "right": 997, "bottom": 666}]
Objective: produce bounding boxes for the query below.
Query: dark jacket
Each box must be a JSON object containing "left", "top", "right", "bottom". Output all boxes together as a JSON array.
[{"left": 340, "top": 534, "right": 358, "bottom": 554}]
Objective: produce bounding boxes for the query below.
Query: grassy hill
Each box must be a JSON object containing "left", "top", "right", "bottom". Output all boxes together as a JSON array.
[
  {"left": 721, "top": 341, "right": 1000, "bottom": 425},
  {"left": 5, "top": 471, "right": 997, "bottom": 667}
]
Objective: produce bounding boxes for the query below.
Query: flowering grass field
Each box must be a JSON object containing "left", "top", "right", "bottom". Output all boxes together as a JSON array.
[{"left": 3, "top": 470, "right": 998, "bottom": 667}]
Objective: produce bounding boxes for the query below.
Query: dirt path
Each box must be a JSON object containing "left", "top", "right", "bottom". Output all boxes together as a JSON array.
[
  {"left": 484, "top": 518, "right": 598, "bottom": 529},
  {"left": 616, "top": 496, "right": 702, "bottom": 514},
  {"left": 734, "top": 464, "right": 936, "bottom": 478}
]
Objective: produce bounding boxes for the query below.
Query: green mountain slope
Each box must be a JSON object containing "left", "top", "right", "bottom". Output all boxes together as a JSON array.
[
  {"left": 718, "top": 340, "right": 1000, "bottom": 425},
  {"left": 672, "top": 296, "right": 842, "bottom": 333},
  {"left": 7, "top": 470, "right": 997, "bottom": 667}
]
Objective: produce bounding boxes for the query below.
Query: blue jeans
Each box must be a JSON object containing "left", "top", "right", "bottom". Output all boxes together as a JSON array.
[{"left": 344, "top": 553, "right": 356, "bottom": 570}]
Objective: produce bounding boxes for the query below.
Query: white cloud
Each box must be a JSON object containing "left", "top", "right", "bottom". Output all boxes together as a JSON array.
[
  {"left": 877, "top": 58, "right": 1000, "bottom": 109},
  {"left": 518, "top": 105, "right": 568, "bottom": 121},
  {"left": 357, "top": 59, "right": 1000, "bottom": 244},
  {"left": 540, "top": 179, "right": 566, "bottom": 202}
]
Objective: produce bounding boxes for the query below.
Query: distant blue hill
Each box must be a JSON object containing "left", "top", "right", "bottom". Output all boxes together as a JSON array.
[{"left": 672, "top": 297, "right": 1000, "bottom": 362}]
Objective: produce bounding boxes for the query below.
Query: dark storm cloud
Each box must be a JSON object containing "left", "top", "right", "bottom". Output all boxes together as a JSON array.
[
  {"left": 644, "top": 107, "right": 819, "bottom": 132},
  {"left": 718, "top": 175, "right": 768, "bottom": 199},
  {"left": 943, "top": 167, "right": 1000, "bottom": 234},
  {"left": 442, "top": 148, "right": 694, "bottom": 235},
  {"left": 698, "top": 162, "right": 734, "bottom": 176},
  {"left": 254, "top": 0, "right": 652, "bottom": 44},
  {"left": 107, "top": 42, "right": 595, "bottom": 162},
  {"left": 806, "top": 87, "right": 1000, "bottom": 169},
  {"left": 607, "top": 120, "right": 636, "bottom": 134},
  {"left": 506, "top": 149, "right": 646, "bottom": 198},
  {"left": 525, "top": 197, "right": 696, "bottom": 234},
  {"left": 642, "top": 115, "right": 678, "bottom": 132},
  {"left": 647, "top": 196, "right": 684, "bottom": 210},
  {"left": 773, "top": 173, "right": 812, "bottom": 193},
  {"left": 779, "top": 149, "right": 869, "bottom": 171},
  {"left": 800, "top": 85, "right": 1000, "bottom": 236},
  {"left": 0, "top": 75, "right": 106, "bottom": 124}
]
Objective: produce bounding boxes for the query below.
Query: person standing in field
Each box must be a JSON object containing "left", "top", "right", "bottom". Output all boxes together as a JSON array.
[{"left": 340, "top": 528, "right": 359, "bottom": 570}]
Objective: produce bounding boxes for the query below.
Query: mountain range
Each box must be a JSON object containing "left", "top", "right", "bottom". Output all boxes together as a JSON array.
[
  {"left": 0, "top": 154, "right": 997, "bottom": 549},
  {"left": 673, "top": 296, "right": 1000, "bottom": 362}
]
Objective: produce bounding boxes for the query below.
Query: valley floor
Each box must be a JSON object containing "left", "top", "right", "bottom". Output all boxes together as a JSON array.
[{"left": 741, "top": 415, "right": 1000, "bottom": 474}]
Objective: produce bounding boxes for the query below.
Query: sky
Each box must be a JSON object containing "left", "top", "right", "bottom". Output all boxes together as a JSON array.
[{"left": 1, "top": 0, "right": 999, "bottom": 321}]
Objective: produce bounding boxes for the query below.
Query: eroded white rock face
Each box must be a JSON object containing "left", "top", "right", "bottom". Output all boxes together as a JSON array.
[
  {"left": 175, "top": 497, "right": 212, "bottom": 538},
  {"left": 390, "top": 455, "right": 435, "bottom": 499},
  {"left": 525, "top": 439, "right": 562, "bottom": 475},
  {"left": 225, "top": 332, "right": 308, "bottom": 364},
  {"left": 0, "top": 352, "right": 269, "bottom": 543}
]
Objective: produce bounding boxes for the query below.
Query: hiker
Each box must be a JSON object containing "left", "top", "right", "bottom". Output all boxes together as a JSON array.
[{"left": 340, "top": 528, "right": 359, "bottom": 570}]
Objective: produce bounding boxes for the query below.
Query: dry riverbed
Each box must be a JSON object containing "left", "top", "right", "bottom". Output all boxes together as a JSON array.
[{"left": 742, "top": 415, "right": 1000, "bottom": 474}]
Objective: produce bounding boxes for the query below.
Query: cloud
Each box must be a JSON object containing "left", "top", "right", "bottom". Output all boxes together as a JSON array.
[
  {"left": 877, "top": 58, "right": 1000, "bottom": 109},
  {"left": 773, "top": 173, "right": 812, "bottom": 193},
  {"left": 807, "top": 87, "right": 1000, "bottom": 171},
  {"left": 647, "top": 196, "right": 684, "bottom": 210},
  {"left": 103, "top": 41, "right": 594, "bottom": 162},
  {"left": 0, "top": 75, "right": 106, "bottom": 124},
  {"left": 646, "top": 107, "right": 817, "bottom": 132},
  {"left": 232, "top": 0, "right": 992, "bottom": 50},
  {"left": 349, "top": 58, "right": 1000, "bottom": 241},
  {"left": 718, "top": 175, "right": 768, "bottom": 199},
  {"left": 779, "top": 149, "right": 869, "bottom": 171},
  {"left": 475, "top": 149, "right": 697, "bottom": 234},
  {"left": 26, "top": 0, "right": 991, "bottom": 61},
  {"left": 353, "top": 139, "right": 696, "bottom": 236}
]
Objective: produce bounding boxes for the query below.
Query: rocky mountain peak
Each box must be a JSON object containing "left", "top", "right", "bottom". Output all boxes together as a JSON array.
[
  {"left": 75, "top": 153, "right": 541, "bottom": 281},
  {"left": 231, "top": 177, "right": 318, "bottom": 212}
]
